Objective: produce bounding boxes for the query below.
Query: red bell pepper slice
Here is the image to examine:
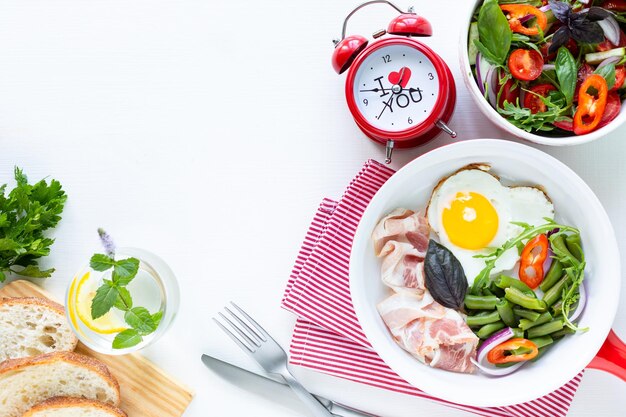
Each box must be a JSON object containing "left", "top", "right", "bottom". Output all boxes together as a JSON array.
[
  {"left": 573, "top": 74, "right": 608, "bottom": 135},
  {"left": 500, "top": 5, "right": 548, "bottom": 36},
  {"left": 487, "top": 338, "right": 539, "bottom": 364},
  {"left": 519, "top": 234, "right": 549, "bottom": 289}
]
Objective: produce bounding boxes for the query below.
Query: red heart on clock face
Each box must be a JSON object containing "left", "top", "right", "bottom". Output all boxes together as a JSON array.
[{"left": 388, "top": 67, "right": 412, "bottom": 88}]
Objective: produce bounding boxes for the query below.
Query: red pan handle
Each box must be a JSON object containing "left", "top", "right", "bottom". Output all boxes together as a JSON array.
[{"left": 586, "top": 329, "right": 626, "bottom": 381}]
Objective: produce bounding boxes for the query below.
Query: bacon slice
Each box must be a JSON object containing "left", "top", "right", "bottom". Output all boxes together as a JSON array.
[
  {"left": 378, "top": 292, "right": 478, "bottom": 374},
  {"left": 379, "top": 241, "right": 427, "bottom": 294},
  {"left": 372, "top": 208, "right": 430, "bottom": 257},
  {"left": 373, "top": 209, "right": 431, "bottom": 294}
]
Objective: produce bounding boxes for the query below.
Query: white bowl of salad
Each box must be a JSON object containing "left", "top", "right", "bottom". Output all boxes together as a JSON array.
[{"left": 460, "top": 0, "right": 626, "bottom": 145}]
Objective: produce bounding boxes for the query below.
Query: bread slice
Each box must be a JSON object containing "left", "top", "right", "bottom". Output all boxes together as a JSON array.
[
  {"left": 0, "top": 297, "right": 78, "bottom": 361},
  {"left": 21, "top": 397, "right": 127, "bottom": 417},
  {"left": 0, "top": 352, "right": 120, "bottom": 417}
]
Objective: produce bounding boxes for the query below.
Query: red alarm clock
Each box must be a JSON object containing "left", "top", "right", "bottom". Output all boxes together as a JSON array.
[{"left": 332, "top": 1, "right": 457, "bottom": 163}]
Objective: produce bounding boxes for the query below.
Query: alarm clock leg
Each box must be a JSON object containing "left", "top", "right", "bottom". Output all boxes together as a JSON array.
[
  {"left": 385, "top": 140, "right": 394, "bottom": 164},
  {"left": 435, "top": 120, "right": 457, "bottom": 138}
]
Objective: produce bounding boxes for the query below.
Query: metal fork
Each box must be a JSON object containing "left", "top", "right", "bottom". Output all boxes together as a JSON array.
[{"left": 214, "top": 302, "right": 336, "bottom": 417}]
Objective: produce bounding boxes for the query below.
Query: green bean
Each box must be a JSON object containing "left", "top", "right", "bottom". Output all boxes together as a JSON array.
[
  {"left": 551, "top": 235, "right": 577, "bottom": 265},
  {"left": 565, "top": 234, "right": 584, "bottom": 262},
  {"left": 551, "top": 327, "right": 576, "bottom": 339},
  {"left": 529, "top": 335, "right": 554, "bottom": 349},
  {"left": 482, "top": 288, "right": 495, "bottom": 297},
  {"left": 465, "top": 295, "right": 498, "bottom": 310},
  {"left": 496, "top": 299, "right": 517, "bottom": 327},
  {"left": 527, "top": 320, "right": 564, "bottom": 338},
  {"left": 505, "top": 287, "right": 547, "bottom": 311},
  {"left": 488, "top": 281, "right": 505, "bottom": 298},
  {"left": 511, "top": 327, "right": 525, "bottom": 338},
  {"left": 539, "top": 260, "right": 563, "bottom": 292},
  {"left": 513, "top": 307, "right": 541, "bottom": 321},
  {"left": 477, "top": 321, "right": 505, "bottom": 339},
  {"left": 552, "top": 300, "right": 563, "bottom": 316},
  {"left": 542, "top": 275, "right": 569, "bottom": 307},
  {"left": 465, "top": 311, "right": 501, "bottom": 327},
  {"left": 495, "top": 275, "right": 535, "bottom": 296},
  {"left": 519, "top": 312, "right": 552, "bottom": 331}
]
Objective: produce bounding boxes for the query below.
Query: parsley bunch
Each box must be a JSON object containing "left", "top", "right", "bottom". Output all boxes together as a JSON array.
[
  {"left": 90, "top": 232, "right": 163, "bottom": 349},
  {"left": 0, "top": 167, "right": 66, "bottom": 282}
]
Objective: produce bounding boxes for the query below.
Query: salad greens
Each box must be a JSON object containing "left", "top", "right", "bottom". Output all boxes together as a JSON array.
[
  {"left": 0, "top": 167, "right": 66, "bottom": 282},
  {"left": 470, "top": 0, "right": 626, "bottom": 136}
]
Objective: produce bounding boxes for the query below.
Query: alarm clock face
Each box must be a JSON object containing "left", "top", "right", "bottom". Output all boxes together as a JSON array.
[{"left": 352, "top": 44, "right": 440, "bottom": 132}]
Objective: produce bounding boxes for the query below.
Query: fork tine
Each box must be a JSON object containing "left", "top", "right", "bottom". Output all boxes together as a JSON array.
[
  {"left": 224, "top": 306, "right": 264, "bottom": 344},
  {"left": 218, "top": 312, "right": 261, "bottom": 348},
  {"left": 212, "top": 317, "right": 254, "bottom": 353},
  {"left": 230, "top": 302, "right": 269, "bottom": 341}
]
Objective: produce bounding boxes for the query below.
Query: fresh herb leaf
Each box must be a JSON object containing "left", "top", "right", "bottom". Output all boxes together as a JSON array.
[
  {"left": 151, "top": 311, "right": 163, "bottom": 328},
  {"left": 114, "top": 286, "right": 133, "bottom": 311},
  {"left": 0, "top": 167, "right": 66, "bottom": 282},
  {"left": 90, "top": 254, "right": 116, "bottom": 272},
  {"left": 112, "top": 329, "right": 143, "bottom": 349},
  {"left": 91, "top": 280, "right": 119, "bottom": 319},
  {"left": 112, "top": 257, "right": 139, "bottom": 285},
  {"left": 595, "top": 63, "right": 616, "bottom": 90},
  {"left": 549, "top": 1, "right": 610, "bottom": 52},
  {"left": 424, "top": 240, "right": 468, "bottom": 310},
  {"left": 474, "top": 39, "right": 502, "bottom": 66},
  {"left": 497, "top": 96, "right": 567, "bottom": 132},
  {"left": 555, "top": 47, "right": 578, "bottom": 105},
  {"left": 124, "top": 307, "right": 156, "bottom": 335},
  {"left": 477, "top": 0, "right": 512, "bottom": 65}
]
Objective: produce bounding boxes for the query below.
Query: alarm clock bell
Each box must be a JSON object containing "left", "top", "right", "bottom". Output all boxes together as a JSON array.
[{"left": 332, "top": 0, "right": 457, "bottom": 163}]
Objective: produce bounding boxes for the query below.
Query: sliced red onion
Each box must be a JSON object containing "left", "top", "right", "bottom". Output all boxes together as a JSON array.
[
  {"left": 518, "top": 14, "right": 534, "bottom": 24},
  {"left": 598, "top": 55, "right": 622, "bottom": 68},
  {"left": 487, "top": 67, "right": 499, "bottom": 108},
  {"left": 598, "top": 16, "right": 621, "bottom": 46},
  {"left": 543, "top": 64, "right": 556, "bottom": 71},
  {"left": 474, "top": 327, "right": 526, "bottom": 376},
  {"left": 539, "top": 4, "right": 551, "bottom": 12},
  {"left": 476, "top": 53, "right": 485, "bottom": 94},
  {"left": 547, "top": 228, "right": 560, "bottom": 238},
  {"left": 578, "top": 0, "right": 589, "bottom": 4},
  {"left": 568, "top": 282, "right": 587, "bottom": 322}
]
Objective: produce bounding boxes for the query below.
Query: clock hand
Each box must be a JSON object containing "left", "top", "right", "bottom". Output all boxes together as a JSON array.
[
  {"left": 377, "top": 94, "right": 394, "bottom": 120},
  {"left": 359, "top": 87, "right": 393, "bottom": 93}
]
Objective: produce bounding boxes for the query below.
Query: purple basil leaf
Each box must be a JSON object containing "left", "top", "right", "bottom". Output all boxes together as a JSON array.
[
  {"left": 586, "top": 7, "right": 613, "bottom": 22},
  {"left": 424, "top": 239, "right": 468, "bottom": 310},
  {"left": 549, "top": 0, "right": 571, "bottom": 23},
  {"left": 571, "top": 21, "right": 605, "bottom": 44},
  {"left": 549, "top": 26, "right": 571, "bottom": 55}
]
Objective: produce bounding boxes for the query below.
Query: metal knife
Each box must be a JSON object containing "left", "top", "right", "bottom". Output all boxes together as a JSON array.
[{"left": 201, "top": 353, "right": 378, "bottom": 417}]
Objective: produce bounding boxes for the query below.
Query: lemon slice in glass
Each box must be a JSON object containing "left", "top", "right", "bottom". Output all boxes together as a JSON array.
[{"left": 75, "top": 272, "right": 126, "bottom": 334}]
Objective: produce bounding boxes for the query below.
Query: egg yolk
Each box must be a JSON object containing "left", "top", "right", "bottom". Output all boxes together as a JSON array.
[{"left": 442, "top": 192, "right": 499, "bottom": 250}]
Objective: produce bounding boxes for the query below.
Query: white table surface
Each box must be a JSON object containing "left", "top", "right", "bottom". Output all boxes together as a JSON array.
[{"left": 0, "top": 0, "right": 624, "bottom": 416}]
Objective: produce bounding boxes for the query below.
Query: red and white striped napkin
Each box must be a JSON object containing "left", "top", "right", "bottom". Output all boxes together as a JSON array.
[{"left": 281, "top": 160, "right": 584, "bottom": 417}]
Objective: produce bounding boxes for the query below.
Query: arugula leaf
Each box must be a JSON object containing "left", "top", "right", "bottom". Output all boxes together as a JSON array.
[
  {"left": 498, "top": 97, "right": 567, "bottom": 132},
  {"left": 112, "top": 257, "right": 139, "bottom": 285},
  {"left": 476, "top": 0, "right": 512, "bottom": 65},
  {"left": 91, "top": 280, "right": 119, "bottom": 319},
  {"left": 124, "top": 307, "right": 157, "bottom": 335},
  {"left": 90, "top": 254, "right": 115, "bottom": 271},
  {"left": 595, "top": 63, "right": 616, "bottom": 90},
  {"left": 0, "top": 167, "right": 66, "bottom": 282},
  {"left": 112, "top": 329, "right": 143, "bottom": 349},
  {"left": 555, "top": 47, "right": 578, "bottom": 105}
]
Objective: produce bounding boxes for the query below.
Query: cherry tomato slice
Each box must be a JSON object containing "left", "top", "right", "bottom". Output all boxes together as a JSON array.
[
  {"left": 519, "top": 234, "right": 549, "bottom": 289},
  {"left": 553, "top": 118, "right": 574, "bottom": 132},
  {"left": 541, "top": 39, "right": 578, "bottom": 63},
  {"left": 487, "top": 338, "right": 539, "bottom": 364},
  {"left": 523, "top": 84, "right": 556, "bottom": 114},
  {"left": 612, "top": 66, "right": 626, "bottom": 91},
  {"left": 574, "top": 74, "right": 609, "bottom": 135},
  {"left": 601, "top": 0, "right": 626, "bottom": 13},
  {"left": 598, "top": 92, "right": 622, "bottom": 129},
  {"left": 509, "top": 49, "right": 544, "bottom": 81},
  {"left": 498, "top": 75, "right": 520, "bottom": 109}
]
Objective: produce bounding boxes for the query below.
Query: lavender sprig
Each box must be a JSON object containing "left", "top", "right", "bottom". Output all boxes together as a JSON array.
[{"left": 97, "top": 228, "right": 116, "bottom": 258}]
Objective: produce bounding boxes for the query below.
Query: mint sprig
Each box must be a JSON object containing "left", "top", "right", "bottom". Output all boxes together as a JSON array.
[{"left": 89, "top": 233, "right": 162, "bottom": 349}]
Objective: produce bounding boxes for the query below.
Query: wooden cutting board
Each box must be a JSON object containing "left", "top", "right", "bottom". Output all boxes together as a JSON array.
[{"left": 0, "top": 280, "right": 194, "bottom": 416}]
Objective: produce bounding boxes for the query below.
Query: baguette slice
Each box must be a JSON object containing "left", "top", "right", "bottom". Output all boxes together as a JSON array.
[
  {"left": 0, "top": 297, "right": 78, "bottom": 361},
  {"left": 21, "top": 397, "right": 127, "bottom": 417},
  {"left": 0, "top": 352, "right": 120, "bottom": 417}
]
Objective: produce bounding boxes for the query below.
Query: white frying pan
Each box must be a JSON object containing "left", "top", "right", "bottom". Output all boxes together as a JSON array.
[{"left": 350, "top": 139, "right": 625, "bottom": 407}]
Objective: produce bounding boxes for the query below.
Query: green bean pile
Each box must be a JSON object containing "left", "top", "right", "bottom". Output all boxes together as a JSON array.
[{"left": 464, "top": 232, "right": 585, "bottom": 361}]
